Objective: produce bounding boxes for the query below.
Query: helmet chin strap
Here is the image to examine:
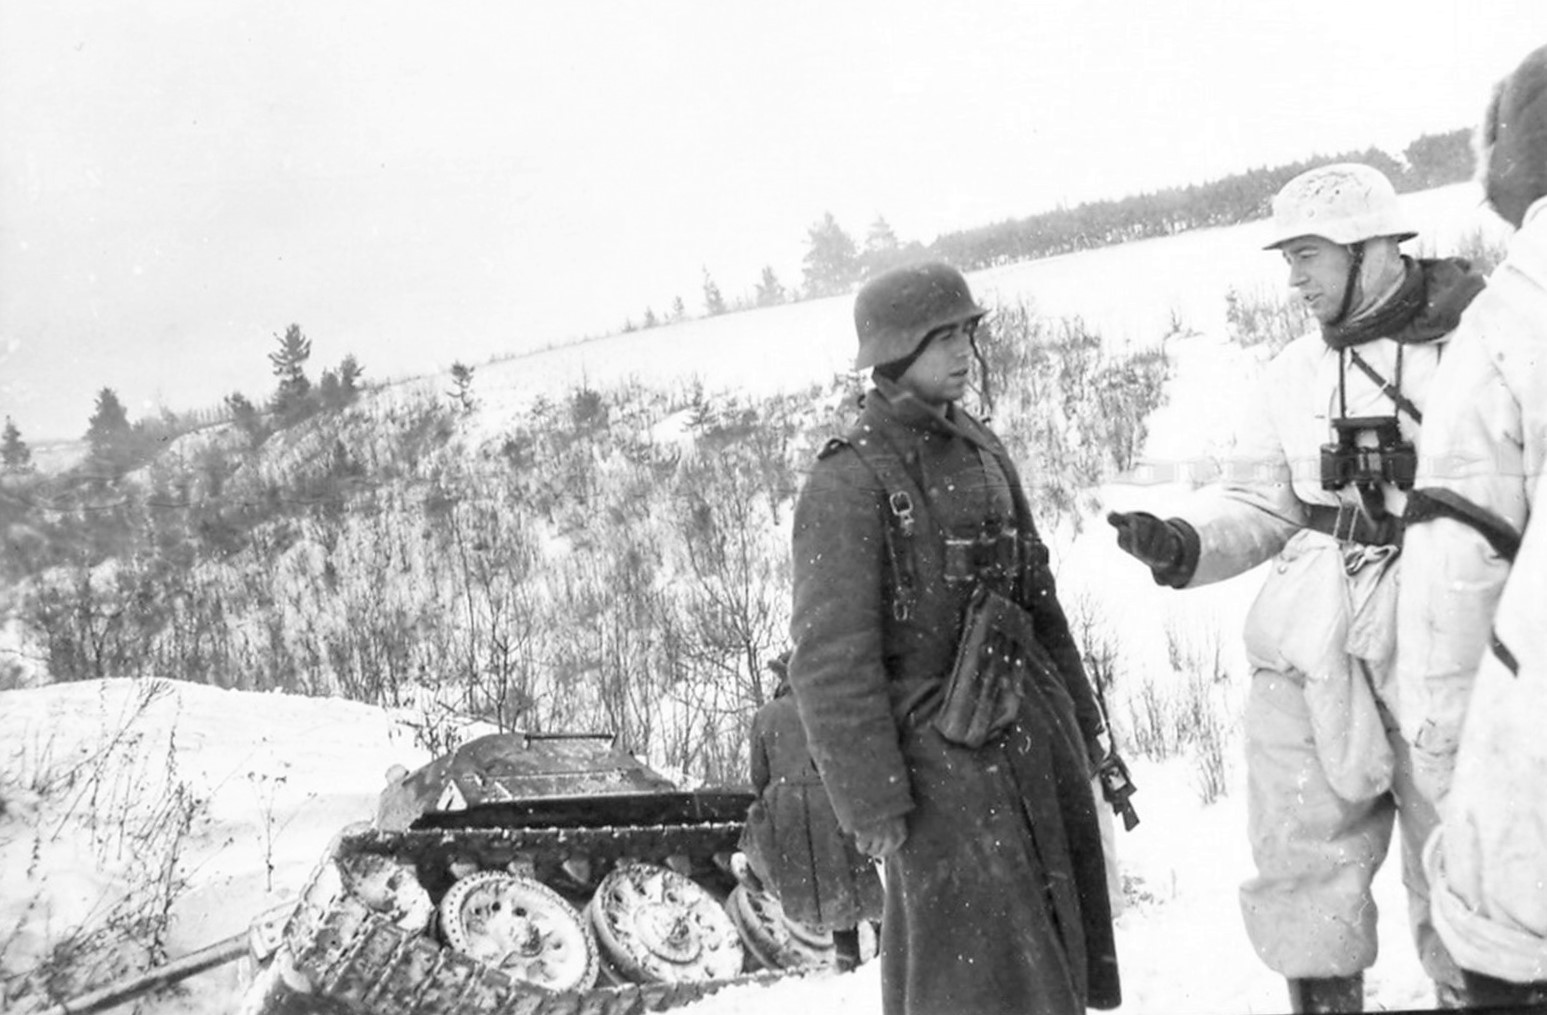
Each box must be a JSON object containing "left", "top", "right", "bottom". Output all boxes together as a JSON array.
[
  {"left": 1331, "top": 241, "right": 1366, "bottom": 326},
  {"left": 970, "top": 333, "right": 993, "bottom": 414}
]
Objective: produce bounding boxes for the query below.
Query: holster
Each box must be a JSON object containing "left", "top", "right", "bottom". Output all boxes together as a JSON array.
[{"left": 933, "top": 585, "right": 1046, "bottom": 748}]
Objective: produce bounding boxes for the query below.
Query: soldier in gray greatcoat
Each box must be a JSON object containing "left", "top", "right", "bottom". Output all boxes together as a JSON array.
[{"left": 788, "top": 261, "right": 1120, "bottom": 1015}]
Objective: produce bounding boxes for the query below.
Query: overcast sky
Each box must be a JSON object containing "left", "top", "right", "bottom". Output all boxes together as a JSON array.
[{"left": 2, "top": 1, "right": 1544, "bottom": 440}]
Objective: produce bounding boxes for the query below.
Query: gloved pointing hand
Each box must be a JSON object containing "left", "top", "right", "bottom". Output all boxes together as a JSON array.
[{"left": 1106, "top": 511, "right": 1185, "bottom": 571}]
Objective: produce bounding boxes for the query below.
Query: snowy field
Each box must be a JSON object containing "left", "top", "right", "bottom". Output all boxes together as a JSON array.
[{"left": 0, "top": 181, "right": 1505, "bottom": 1013}]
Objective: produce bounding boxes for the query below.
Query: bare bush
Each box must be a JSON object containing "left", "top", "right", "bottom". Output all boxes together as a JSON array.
[
  {"left": 1418, "top": 226, "right": 1510, "bottom": 277},
  {"left": 0, "top": 681, "right": 209, "bottom": 1010},
  {"left": 980, "top": 301, "right": 1171, "bottom": 533},
  {"left": 4, "top": 299, "right": 1179, "bottom": 788},
  {"left": 1224, "top": 284, "right": 1307, "bottom": 355},
  {"left": 1190, "top": 696, "right": 1231, "bottom": 806}
]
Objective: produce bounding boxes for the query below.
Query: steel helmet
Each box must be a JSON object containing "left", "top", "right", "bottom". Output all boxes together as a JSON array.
[
  {"left": 853, "top": 261, "right": 987, "bottom": 370},
  {"left": 1262, "top": 163, "right": 1417, "bottom": 250}
]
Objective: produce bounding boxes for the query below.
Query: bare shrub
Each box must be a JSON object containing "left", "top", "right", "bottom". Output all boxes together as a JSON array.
[
  {"left": 1190, "top": 696, "right": 1231, "bottom": 806},
  {"left": 0, "top": 681, "right": 209, "bottom": 1010},
  {"left": 1224, "top": 284, "right": 1307, "bottom": 355},
  {"left": 1418, "top": 226, "right": 1510, "bottom": 276},
  {"left": 4, "top": 312, "right": 1175, "bottom": 790},
  {"left": 1166, "top": 618, "right": 1236, "bottom": 805},
  {"left": 980, "top": 301, "right": 1171, "bottom": 533}
]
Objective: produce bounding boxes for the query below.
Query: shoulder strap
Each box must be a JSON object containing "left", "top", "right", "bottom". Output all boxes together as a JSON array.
[
  {"left": 1347, "top": 349, "right": 1424, "bottom": 424},
  {"left": 842, "top": 427, "right": 931, "bottom": 621},
  {"left": 970, "top": 431, "right": 1052, "bottom": 596},
  {"left": 1403, "top": 487, "right": 1521, "bottom": 562}
]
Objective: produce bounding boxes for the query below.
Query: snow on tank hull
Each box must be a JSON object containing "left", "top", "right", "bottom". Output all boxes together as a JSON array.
[{"left": 239, "top": 733, "right": 829, "bottom": 1015}]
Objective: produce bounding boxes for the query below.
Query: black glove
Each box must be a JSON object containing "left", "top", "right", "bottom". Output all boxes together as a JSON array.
[
  {"left": 1107, "top": 511, "right": 1199, "bottom": 587},
  {"left": 1107, "top": 511, "right": 1184, "bottom": 569}
]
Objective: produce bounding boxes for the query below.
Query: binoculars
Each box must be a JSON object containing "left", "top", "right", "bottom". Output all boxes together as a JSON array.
[{"left": 1319, "top": 415, "right": 1417, "bottom": 492}]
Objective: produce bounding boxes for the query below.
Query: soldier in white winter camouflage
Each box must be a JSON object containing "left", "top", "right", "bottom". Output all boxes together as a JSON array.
[
  {"left": 1109, "top": 162, "right": 1487, "bottom": 1012},
  {"left": 1397, "top": 41, "right": 1547, "bottom": 1009}
]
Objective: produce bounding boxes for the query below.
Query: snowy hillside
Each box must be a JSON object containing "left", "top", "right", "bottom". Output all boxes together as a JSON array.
[{"left": 0, "top": 182, "right": 1506, "bottom": 1014}]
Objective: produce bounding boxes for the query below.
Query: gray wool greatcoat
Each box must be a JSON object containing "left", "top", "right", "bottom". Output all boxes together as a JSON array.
[{"left": 788, "top": 381, "right": 1120, "bottom": 1015}]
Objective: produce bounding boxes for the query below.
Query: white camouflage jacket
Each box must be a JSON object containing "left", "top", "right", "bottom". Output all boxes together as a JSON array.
[{"left": 1397, "top": 200, "right": 1547, "bottom": 781}]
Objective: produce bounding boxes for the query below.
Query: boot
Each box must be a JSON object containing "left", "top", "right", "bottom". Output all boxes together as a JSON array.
[
  {"left": 1287, "top": 973, "right": 1363, "bottom": 1013},
  {"left": 831, "top": 927, "right": 861, "bottom": 972},
  {"left": 1433, "top": 979, "right": 1467, "bottom": 1010},
  {"left": 1460, "top": 968, "right": 1547, "bottom": 1008}
]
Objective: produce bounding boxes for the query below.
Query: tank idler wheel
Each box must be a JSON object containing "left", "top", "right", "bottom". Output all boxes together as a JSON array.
[
  {"left": 438, "top": 870, "right": 599, "bottom": 992},
  {"left": 585, "top": 861, "right": 744, "bottom": 984},
  {"left": 724, "top": 884, "right": 834, "bottom": 970}
]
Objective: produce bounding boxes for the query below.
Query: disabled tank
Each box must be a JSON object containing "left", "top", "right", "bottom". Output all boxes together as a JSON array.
[{"left": 239, "top": 731, "right": 871, "bottom": 1015}]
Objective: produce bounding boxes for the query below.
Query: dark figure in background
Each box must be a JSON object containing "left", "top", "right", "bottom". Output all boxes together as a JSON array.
[
  {"left": 788, "top": 261, "right": 1120, "bottom": 1015},
  {"left": 739, "top": 652, "right": 885, "bottom": 972}
]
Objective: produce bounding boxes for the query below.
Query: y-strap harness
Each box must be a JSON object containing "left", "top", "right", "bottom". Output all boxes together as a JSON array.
[
  {"left": 830, "top": 423, "right": 1141, "bottom": 828},
  {"left": 838, "top": 427, "right": 927, "bottom": 622},
  {"left": 835, "top": 425, "right": 1044, "bottom": 622}
]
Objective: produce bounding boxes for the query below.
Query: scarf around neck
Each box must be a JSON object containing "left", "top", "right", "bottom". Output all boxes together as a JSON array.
[{"left": 1320, "top": 256, "right": 1488, "bottom": 350}]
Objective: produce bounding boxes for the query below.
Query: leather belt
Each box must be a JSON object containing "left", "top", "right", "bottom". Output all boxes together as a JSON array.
[{"left": 1303, "top": 502, "right": 1403, "bottom": 547}]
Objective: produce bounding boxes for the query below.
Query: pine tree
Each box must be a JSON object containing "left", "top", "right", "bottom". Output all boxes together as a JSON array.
[
  {"left": 318, "top": 354, "right": 364, "bottom": 411},
  {"left": 702, "top": 268, "right": 727, "bottom": 316},
  {"left": 449, "top": 362, "right": 476, "bottom": 413},
  {"left": 671, "top": 296, "right": 686, "bottom": 321},
  {"left": 862, "top": 214, "right": 907, "bottom": 275},
  {"left": 754, "top": 266, "right": 786, "bottom": 308},
  {"left": 337, "top": 354, "right": 363, "bottom": 401},
  {"left": 268, "top": 323, "right": 313, "bottom": 418},
  {"left": 1, "top": 416, "right": 31, "bottom": 471},
  {"left": 801, "top": 212, "right": 861, "bottom": 298},
  {"left": 225, "top": 391, "right": 267, "bottom": 446},
  {"left": 85, "top": 388, "right": 133, "bottom": 475},
  {"left": 866, "top": 215, "right": 899, "bottom": 253},
  {"left": 318, "top": 369, "right": 343, "bottom": 409}
]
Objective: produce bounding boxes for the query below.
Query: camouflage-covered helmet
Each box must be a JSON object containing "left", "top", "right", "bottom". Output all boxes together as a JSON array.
[
  {"left": 1262, "top": 163, "right": 1417, "bottom": 250},
  {"left": 853, "top": 262, "right": 987, "bottom": 371}
]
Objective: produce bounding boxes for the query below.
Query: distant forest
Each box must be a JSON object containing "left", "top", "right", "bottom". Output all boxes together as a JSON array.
[
  {"left": 927, "top": 128, "right": 1474, "bottom": 271},
  {"left": 636, "top": 126, "right": 1477, "bottom": 328}
]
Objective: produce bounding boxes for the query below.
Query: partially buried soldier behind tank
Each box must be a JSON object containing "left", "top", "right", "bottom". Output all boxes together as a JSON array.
[{"left": 738, "top": 651, "right": 884, "bottom": 972}]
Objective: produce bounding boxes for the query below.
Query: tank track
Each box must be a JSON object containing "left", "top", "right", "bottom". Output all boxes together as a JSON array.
[{"left": 257, "top": 820, "right": 815, "bottom": 1015}]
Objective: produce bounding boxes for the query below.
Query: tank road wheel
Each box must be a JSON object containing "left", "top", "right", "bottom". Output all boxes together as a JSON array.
[
  {"left": 724, "top": 884, "right": 833, "bottom": 970},
  {"left": 337, "top": 853, "right": 434, "bottom": 933},
  {"left": 585, "top": 862, "right": 744, "bottom": 984},
  {"left": 438, "top": 871, "right": 599, "bottom": 992}
]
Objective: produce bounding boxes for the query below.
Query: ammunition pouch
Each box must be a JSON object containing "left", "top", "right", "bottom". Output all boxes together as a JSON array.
[{"left": 933, "top": 585, "right": 1046, "bottom": 749}]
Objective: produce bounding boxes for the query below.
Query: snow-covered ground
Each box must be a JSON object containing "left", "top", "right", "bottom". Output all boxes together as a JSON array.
[
  {"left": 0, "top": 677, "right": 1441, "bottom": 1014},
  {"left": 0, "top": 182, "right": 1504, "bottom": 1013}
]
